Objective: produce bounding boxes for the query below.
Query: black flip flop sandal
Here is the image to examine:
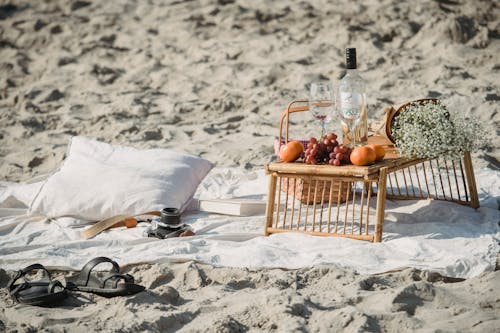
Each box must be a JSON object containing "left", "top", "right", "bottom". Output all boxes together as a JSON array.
[
  {"left": 66, "top": 257, "right": 145, "bottom": 298},
  {"left": 8, "top": 264, "right": 68, "bottom": 307}
]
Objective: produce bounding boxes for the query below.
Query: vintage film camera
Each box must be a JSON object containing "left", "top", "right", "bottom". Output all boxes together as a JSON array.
[{"left": 145, "top": 208, "right": 192, "bottom": 239}]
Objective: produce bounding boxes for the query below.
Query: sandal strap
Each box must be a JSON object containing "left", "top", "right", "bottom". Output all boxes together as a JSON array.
[
  {"left": 101, "top": 273, "right": 133, "bottom": 289},
  {"left": 48, "top": 280, "right": 63, "bottom": 294},
  {"left": 9, "top": 282, "right": 29, "bottom": 301},
  {"left": 8, "top": 264, "right": 60, "bottom": 302},
  {"left": 77, "top": 257, "right": 120, "bottom": 287},
  {"left": 8, "top": 263, "right": 51, "bottom": 292}
]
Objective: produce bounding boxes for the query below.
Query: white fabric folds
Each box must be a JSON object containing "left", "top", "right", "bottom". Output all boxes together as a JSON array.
[
  {"left": 28, "top": 136, "right": 214, "bottom": 220},
  {"left": 1, "top": 167, "right": 499, "bottom": 278}
]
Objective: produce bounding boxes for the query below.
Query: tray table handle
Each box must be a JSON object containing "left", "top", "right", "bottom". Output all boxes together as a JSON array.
[{"left": 278, "top": 99, "right": 309, "bottom": 152}]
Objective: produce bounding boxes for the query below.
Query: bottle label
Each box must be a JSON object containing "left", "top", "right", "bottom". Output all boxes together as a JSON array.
[{"left": 340, "top": 92, "right": 362, "bottom": 118}]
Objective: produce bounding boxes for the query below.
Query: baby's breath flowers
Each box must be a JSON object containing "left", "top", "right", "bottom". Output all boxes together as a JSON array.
[{"left": 391, "top": 100, "right": 489, "bottom": 160}]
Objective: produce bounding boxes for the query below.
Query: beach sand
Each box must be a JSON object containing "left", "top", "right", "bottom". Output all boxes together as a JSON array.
[
  {"left": 1, "top": 263, "right": 499, "bottom": 332},
  {"left": 0, "top": 0, "right": 499, "bottom": 332}
]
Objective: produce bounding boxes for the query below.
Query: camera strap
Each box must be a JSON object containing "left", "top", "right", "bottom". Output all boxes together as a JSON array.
[{"left": 80, "top": 211, "right": 161, "bottom": 240}]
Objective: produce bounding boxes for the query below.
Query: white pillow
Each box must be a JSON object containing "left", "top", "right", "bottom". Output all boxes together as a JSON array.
[{"left": 28, "top": 136, "right": 214, "bottom": 220}]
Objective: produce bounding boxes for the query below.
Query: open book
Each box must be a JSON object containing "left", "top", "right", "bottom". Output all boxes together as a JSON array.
[{"left": 187, "top": 198, "right": 267, "bottom": 216}]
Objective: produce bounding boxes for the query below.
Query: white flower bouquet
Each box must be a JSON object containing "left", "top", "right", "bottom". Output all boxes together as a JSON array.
[{"left": 391, "top": 100, "right": 489, "bottom": 160}]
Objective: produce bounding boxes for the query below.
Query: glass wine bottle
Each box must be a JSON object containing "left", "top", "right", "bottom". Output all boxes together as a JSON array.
[{"left": 338, "top": 48, "right": 368, "bottom": 147}]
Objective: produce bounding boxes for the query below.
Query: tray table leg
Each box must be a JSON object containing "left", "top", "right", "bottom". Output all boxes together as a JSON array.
[
  {"left": 264, "top": 173, "right": 277, "bottom": 236},
  {"left": 463, "top": 152, "right": 479, "bottom": 209},
  {"left": 374, "top": 167, "right": 388, "bottom": 242}
]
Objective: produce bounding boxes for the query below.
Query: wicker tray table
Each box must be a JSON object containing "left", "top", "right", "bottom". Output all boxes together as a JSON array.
[
  {"left": 265, "top": 99, "right": 479, "bottom": 242},
  {"left": 264, "top": 148, "right": 478, "bottom": 242}
]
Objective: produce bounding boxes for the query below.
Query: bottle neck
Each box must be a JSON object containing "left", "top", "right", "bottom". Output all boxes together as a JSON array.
[{"left": 343, "top": 68, "right": 359, "bottom": 78}]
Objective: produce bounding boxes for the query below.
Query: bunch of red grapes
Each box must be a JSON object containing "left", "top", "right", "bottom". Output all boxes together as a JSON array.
[{"left": 304, "top": 133, "right": 352, "bottom": 166}]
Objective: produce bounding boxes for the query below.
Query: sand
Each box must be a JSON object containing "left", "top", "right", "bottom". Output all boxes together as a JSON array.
[
  {"left": 0, "top": 0, "right": 499, "bottom": 332},
  {"left": 1, "top": 263, "right": 499, "bottom": 332}
]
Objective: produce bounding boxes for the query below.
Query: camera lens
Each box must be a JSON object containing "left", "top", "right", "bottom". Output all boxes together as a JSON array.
[
  {"left": 163, "top": 208, "right": 179, "bottom": 215},
  {"left": 160, "top": 208, "right": 181, "bottom": 225}
]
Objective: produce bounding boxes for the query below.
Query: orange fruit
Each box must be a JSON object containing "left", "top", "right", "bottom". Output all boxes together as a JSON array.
[
  {"left": 279, "top": 141, "right": 304, "bottom": 162},
  {"left": 350, "top": 146, "right": 376, "bottom": 166},
  {"left": 367, "top": 144, "right": 385, "bottom": 162}
]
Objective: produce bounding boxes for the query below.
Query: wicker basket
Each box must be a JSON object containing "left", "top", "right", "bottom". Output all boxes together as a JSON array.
[
  {"left": 277, "top": 100, "right": 349, "bottom": 204},
  {"left": 384, "top": 98, "right": 439, "bottom": 143},
  {"left": 281, "top": 176, "right": 350, "bottom": 204}
]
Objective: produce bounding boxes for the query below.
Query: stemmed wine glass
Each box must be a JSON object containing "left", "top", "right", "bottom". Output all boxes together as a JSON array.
[
  {"left": 338, "top": 92, "right": 361, "bottom": 147},
  {"left": 309, "top": 82, "right": 335, "bottom": 137}
]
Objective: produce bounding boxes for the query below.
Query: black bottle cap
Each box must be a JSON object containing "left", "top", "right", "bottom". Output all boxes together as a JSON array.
[{"left": 346, "top": 48, "right": 357, "bottom": 69}]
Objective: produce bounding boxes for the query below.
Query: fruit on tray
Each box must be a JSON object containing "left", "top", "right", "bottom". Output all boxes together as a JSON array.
[
  {"left": 367, "top": 144, "right": 385, "bottom": 161},
  {"left": 279, "top": 140, "right": 304, "bottom": 162},
  {"left": 350, "top": 146, "right": 376, "bottom": 166},
  {"left": 304, "top": 132, "right": 352, "bottom": 166}
]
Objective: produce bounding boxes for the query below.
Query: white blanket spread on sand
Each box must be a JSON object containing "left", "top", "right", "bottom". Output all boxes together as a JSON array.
[{"left": 1, "top": 167, "right": 499, "bottom": 279}]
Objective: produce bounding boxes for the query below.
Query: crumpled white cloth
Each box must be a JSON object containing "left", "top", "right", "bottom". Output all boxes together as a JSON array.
[{"left": 0, "top": 167, "right": 498, "bottom": 279}]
